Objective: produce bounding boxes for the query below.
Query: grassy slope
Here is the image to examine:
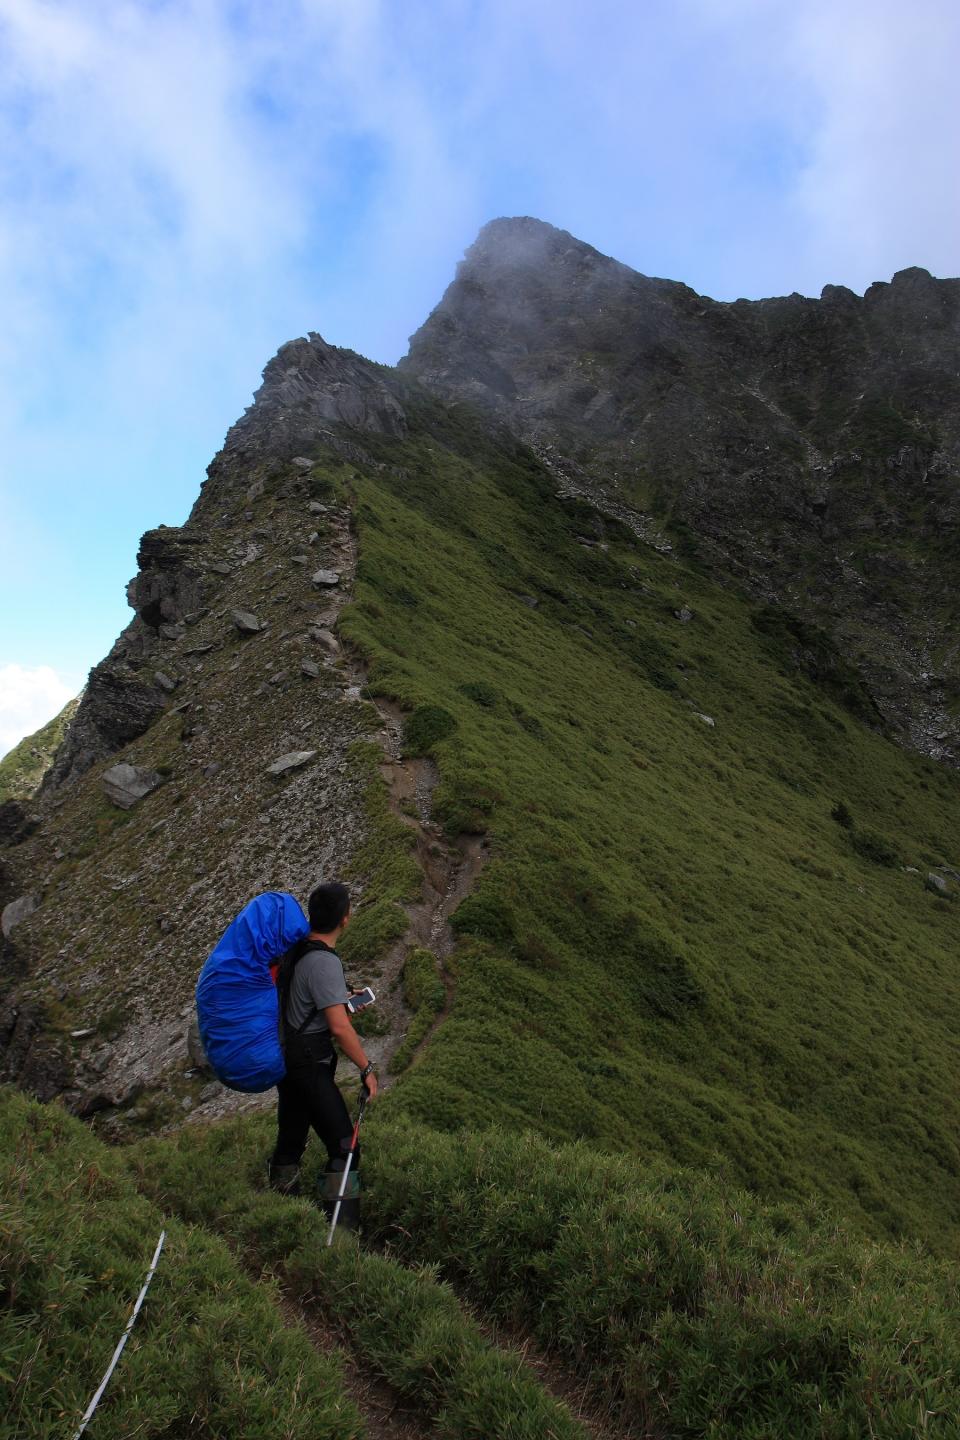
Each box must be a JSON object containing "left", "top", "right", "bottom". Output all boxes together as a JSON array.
[
  {"left": 332, "top": 390, "right": 960, "bottom": 1253},
  {"left": 0, "top": 1089, "right": 361, "bottom": 1440},
  {"left": 132, "top": 1107, "right": 960, "bottom": 1440},
  {"left": 0, "top": 697, "right": 78, "bottom": 805}
]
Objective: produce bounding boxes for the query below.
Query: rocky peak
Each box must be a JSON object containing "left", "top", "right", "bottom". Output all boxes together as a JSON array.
[
  {"left": 402, "top": 219, "right": 960, "bottom": 761},
  {"left": 222, "top": 331, "right": 407, "bottom": 464},
  {"left": 402, "top": 217, "right": 677, "bottom": 413}
]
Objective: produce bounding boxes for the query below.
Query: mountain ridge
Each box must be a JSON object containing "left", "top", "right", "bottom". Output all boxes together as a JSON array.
[{"left": 2, "top": 219, "right": 959, "bottom": 1272}]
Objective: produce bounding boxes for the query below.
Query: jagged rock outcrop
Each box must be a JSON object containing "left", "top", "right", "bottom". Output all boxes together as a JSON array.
[
  {"left": 43, "top": 334, "right": 404, "bottom": 795},
  {"left": 129, "top": 526, "right": 209, "bottom": 630},
  {"left": 403, "top": 217, "right": 960, "bottom": 760},
  {"left": 219, "top": 332, "right": 407, "bottom": 468},
  {"left": 42, "top": 657, "right": 168, "bottom": 792}
]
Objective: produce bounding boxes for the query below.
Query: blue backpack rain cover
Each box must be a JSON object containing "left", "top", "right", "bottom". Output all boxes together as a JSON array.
[{"left": 195, "top": 891, "right": 309, "bottom": 1092}]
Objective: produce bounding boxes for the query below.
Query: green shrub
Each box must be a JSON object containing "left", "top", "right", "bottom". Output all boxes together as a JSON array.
[
  {"left": 433, "top": 768, "right": 501, "bottom": 834},
  {"left": 339, "top": 897, "right": 407, "bottom": 970},
  {"left": 403, "top": 704, "right": 457, "bottom": 755},
  {"left": 402, "top": 947, "right": 446, "bottom": 1011},
  {"left": 850, "top": 827, "right": 899, "bottom": 867},
  {"left": 508, "top": 701, "right": 544, "bottom": 737},
  {"left": 831, "top": 799, "right": 854, "bottom": 829},
  {"left": 459, "top": 681, "right": 499, "bottom": 708},
  {"left": 451, "top": 893, "right": 517, "bottom": 948}
]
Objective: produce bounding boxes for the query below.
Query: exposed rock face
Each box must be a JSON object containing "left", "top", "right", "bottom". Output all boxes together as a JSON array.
[
  {"left": 101, "top": 763, "right": 165, "bottom": 810},
  {"left": 403, "top": 217, "right": 960, "bottom": 760},
  {"left": 220, "top": 331, "right": 407, "bottom": 468},
  {"left": 42, "top": 657, "right": 168, "bottom": 792},
  {"left": 0, "top": 801, "right": 39, "bottom": 847},
  {"left": 129, "top": 527, "right": 209, "bottom": 630},
  {"left": 43, "top": 526, "right": 211, "bottom": 793},
  {"left": 1, "top": 895, "right": 36, "bottom": 939},
  {"left": 3, "top": 470, "right": 378, "bottom": 1121}
]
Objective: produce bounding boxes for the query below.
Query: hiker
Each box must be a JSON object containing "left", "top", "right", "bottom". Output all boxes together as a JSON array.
[{"left": 267, "top": 881, "right": 378, "bottom": 1231}]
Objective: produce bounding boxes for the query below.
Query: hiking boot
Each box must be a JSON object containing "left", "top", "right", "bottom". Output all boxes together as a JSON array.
[{"left": 267, "top": 1160, "right": 301, "bottom": 1196}]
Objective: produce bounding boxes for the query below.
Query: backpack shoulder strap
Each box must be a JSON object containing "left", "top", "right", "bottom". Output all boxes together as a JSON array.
[{"left": 278, "top": 938, "right": 337, "bottom": 1036}]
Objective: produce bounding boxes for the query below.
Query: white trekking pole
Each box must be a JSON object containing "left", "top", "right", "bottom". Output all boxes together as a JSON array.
[{"left": 326, "top": 1090, "right": 367, "bottom": 1246}]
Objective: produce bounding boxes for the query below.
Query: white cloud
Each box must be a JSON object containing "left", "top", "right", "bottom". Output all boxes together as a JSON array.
[
  {"left": 0, "top": 664, "right": 79, "bottom": 758},
  {"left": 1, "top": 0, "right": 958, "bottom": 707},
  {"left": 789, "top": 0, "right": 960, "bottom": 290},
  {"left": 686, "top": 0, "right": 960, "bottom": 295}
]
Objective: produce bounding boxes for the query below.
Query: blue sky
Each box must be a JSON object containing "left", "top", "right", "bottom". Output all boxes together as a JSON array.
[{"left": 1, "top": 0, "right": 958, "bottom": 755}]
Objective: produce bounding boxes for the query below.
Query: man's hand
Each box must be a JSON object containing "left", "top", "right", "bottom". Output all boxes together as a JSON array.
[{"left": 362, "top": 1071, "right": 379, "bottom": 1101}]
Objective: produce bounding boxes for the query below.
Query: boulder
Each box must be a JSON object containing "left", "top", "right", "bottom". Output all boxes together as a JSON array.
[
  {"left": 291, "top": 456, "right": 314, "bottom": 470},
  {"left": 2, "top": 894, "right": 37, "bottom": 940},
  {"left": 154, "top": 671, "right": 178, "bottom": 693},
  {"left": 301, "top": 658, "right": 321, "bottom": 678},
  {"left": 312, "top": 568, "right": 341, "bottom": 588},
  {"left": 102, "top": 763, "right": 165, "bottom": 810},
  {"left": 926, "top": 872, "right": 950, "bottom": 897},
  {"left": 266, "top": 750, "right": 317, "bottom": 776},
  {"left": 231, "top": 608, "right": 263, "bottom": 634},
  {"left": 696, "top": 713, "right": 716, "bottom": 727},
  {"left": 310, "top": 627, "right": 340, "bottom": 653}
]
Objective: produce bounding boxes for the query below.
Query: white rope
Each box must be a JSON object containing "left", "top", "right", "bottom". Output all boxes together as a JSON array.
[{"left": 72, "top": 1230, "right": 166, "bottom": 1440}]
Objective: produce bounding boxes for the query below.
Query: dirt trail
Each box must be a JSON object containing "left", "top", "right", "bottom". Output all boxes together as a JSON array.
[
  {"left": 323, "top": 509, "right": 486, "bottom": 1081},
  {"left": 275, "top": 1291, "right": 430, "bottom": 1440},
  {"left": 492, "top": 1331, "right": 634, "bottom": 1440}
]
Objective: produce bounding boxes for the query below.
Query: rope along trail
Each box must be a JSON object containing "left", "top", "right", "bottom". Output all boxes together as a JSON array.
[{"left": 72, "top": 1230, "right": 166, "bottom": 1439}]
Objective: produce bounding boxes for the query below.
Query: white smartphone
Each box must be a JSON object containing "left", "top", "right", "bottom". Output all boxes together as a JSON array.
[{"left": 346, "top": 987, "right": 376, "bottom": 1014}]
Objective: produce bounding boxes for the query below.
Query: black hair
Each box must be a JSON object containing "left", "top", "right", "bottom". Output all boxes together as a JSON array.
[{"left": 308, "top": 881, "right": 351, "bottom": 933}]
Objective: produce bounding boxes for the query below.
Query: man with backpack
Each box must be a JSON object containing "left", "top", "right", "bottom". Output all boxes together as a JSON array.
[{"left": 268, "top": 881, "right": 378, "bottom": 1231}]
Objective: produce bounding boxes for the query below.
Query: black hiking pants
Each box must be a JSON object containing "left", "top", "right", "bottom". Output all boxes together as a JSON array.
[{"left": 272, "top": 1034, "right": 361, "bottom": 1226}]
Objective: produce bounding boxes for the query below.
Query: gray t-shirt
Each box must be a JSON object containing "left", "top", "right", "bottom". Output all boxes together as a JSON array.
[{"left": 285, "top": 946, "right": 350, "bottom": 1034}]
